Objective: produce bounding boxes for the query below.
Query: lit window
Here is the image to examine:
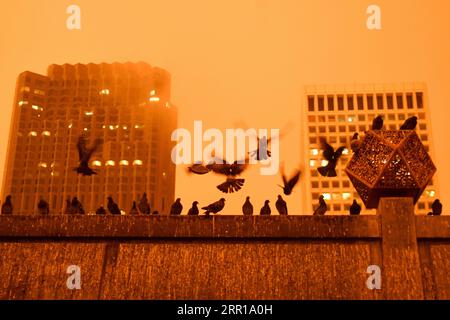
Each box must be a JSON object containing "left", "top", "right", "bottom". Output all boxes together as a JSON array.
[
  {"left": 311, "top": 149, "right": 319, "bottom": 156},
  {"left": 323, "top": 193, "right": 331, "bottom": 201},
  {"left": 99, "top": 89, "right": 110, "bottom": 95},
  {"left": 165, "top": 102, "right": 170, "bottom": 108},
  {"left": 21, "top": 86, "right": 30, "bottom": 92},
  {"left": 83, "top": 128, "right": 88, "bottom": 132},
  {"left": 149, "top": 97, "right": 160, "bottom": 102},
  {"left": 32, "top": 105, "right": 40, "bottom": 111},
  {"left": 18, "top": 101, "right": 29, "bottom": 106},
  {"left": 42, "top": 131, "right": 51, "bottom": 137},
  {"left": 163, "top": 172, "right": 166, "bottom": 177},
  {"left": 109, "top": 125, "right": 115, "bottom": 130},
  {"left": 123, "top": 126, "right": 128, "bottom": 130},
  {"left": 28, "top": 131, "right": 37, "bottom": 137},
  {"left": 150, "top": 90, "right": 156, "bottom": 96},
  {"left": 133, "top": 160, "right": 143, "bottom": 166},
  {"left": 342, "top": 193, "right": 351, "bottom": 200},
  {"left": 102, "top": 125, "right": 106, "bottom": 129},
  {"left": 348, "top": 116, "right": 355, "bottom": 123},
  {"left": 119, "top": 160, "right": 129, "bottom": 166},
  {"left": 309, "top": 160, "right": 316, "bottom": 167},
  {"left": 342, "top": 148, "right": 349, "bottom": 155},
  {"left": 321, "top": 160, "right": 329, "bottom": 167},
  {"left": 115, "top": 125, "right": 119, "bottom": 129},
  {"left": 68, "top": 124, "right": 73, "bottom": 129},
  {"left": 38, "top": 162, "right": 47, "bottom": 168},
  {"left": 92, "top": 161, "right": 102, "bottom": 167},
  {"left": 427, "top": 190, "right": 436, "bottom": 198},
  {"left": 85, "top": 111, "right": 94, "bottom": 116},
  {"left": 332, "top": 193, "right": 341, "bottom": 200},
  {"left": 105, "top": 160, "right": 115, "bottom": 166},
  {"left": 34, "top": 89, "right": 45, "bottom": 96},
  {"left": 135, "top": 124, "right": 143, "bottom": 129}
]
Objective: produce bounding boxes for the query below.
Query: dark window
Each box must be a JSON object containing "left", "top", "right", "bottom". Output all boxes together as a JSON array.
[
  {"left": 377, "top": 95, "right": 383, "bottom": 109},
  {"left": 318, "top": 96, "right": 325, "bottom": 111},
  {"left": 327, "top": 96, "right": 334, "bottom": 111},
  {"left": 396, "top": 94, "right": 404, "bottom": 109},
  {"left": 367, "top": 95, "right": 374, "bottom": 110},
  {"left": 308, "top": 96, "right": 315, "bottom": 111},
  {"left": 357, "top": 95, "right": 364, "bottom": 110},
  {"left": 337, "top": 96, "right": 344, "bottom": 111},
  {"left": 347, "top": 95, "right": 354, "bottom": 110},
  {"left": 406, "top": 93, "right": 413, "bottom": 109},
  {"left": 387, "top": 94, "right": 394, "bottom": 109},
  {"left": 416, "top": 92, "right": 423, "bottom": 109}
]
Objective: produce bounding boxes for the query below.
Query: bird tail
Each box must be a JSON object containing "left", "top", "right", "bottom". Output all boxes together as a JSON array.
[
  {"left": 318, "top": 165, "right": 337, "bottom": 177},
  {"left": 217, "top": 178, "right": 245, "bottom": 193}
]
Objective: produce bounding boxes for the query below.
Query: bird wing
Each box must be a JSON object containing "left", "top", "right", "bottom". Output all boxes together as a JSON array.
[
  {"left": 334, "top": 146, "right": 346, "bottom": 160},
  {"left": 76, "top": 136, "right": 88, "bottom": 161},
  {"left": 287, "top": 170, "right": 301, "bottom": 189},
  {"left": 319, "top": 137, "right": 335, "bottom": 161},
  {"left": 84, "top": 138, "right": 102, "bottom": 162}
]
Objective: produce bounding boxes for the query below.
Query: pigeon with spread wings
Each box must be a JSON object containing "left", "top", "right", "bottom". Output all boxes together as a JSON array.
[
  {"left": 318, "top": 137, "right": 346, "bottom": 178},
  {"left": 75, "top": 135, "right": 102, "bottom": 176},
  {"left": 279, "top": 164, "right": 301, "bottom": 196}
]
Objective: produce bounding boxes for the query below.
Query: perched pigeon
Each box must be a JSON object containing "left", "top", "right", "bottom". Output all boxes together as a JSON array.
[
  {"left": 129, "top": 201, "right": 139, "bottom": 215},
  {"left": 188, "top": 201, "right": 199, "bottom": 216},
  {"left": 64, "top": 197, "right": 73, "bottom": 214},
  {"left": 202, "top": 198, "right": 226, "bottom": 216},
  {"left": 96, "top": 206, "right": 107, "bottom": 215},
  {"left": 372, "top": 115, "right": 384, "bottom": 130},
  {"left": 260, "top": 200, "right": 271, "bottom": 216},
  {"left": 138, "top": 193, "right": 150, "bottom": 215},
  {"left": 1, "top": 195, "right": 13, "bottom": 215},
  {"left": 37, "top": 197, "right": 50, "bottom": 215},
  {"left": 349, "top": 199, "right": 362, "bottom": 216},
  {"left": 427, "top": 199, "right": 442, "bottom": 216},
  {"left": 313, "top": 195, "right": 327, "bottom": 216},
  {"left": 242, "top": 196, "right": 254, "bottom": 215},
  {"left": 279, "top": 165, "right": 301, "bottom": 195},
  {"left": 152, "top": 210, "right": 160, "bottom": 215},
  {"left": 275, "top": 195, "right": 288, "bottom": 215},
  {"left": 71, "top": 197, "right": 83, "bottom": 214},
  {"left": 318, "top": 137, "right": 346, "bottom": 177},
  {"left": 107, "top": 196, "right": 121, "bottom": 215},
  {"left": 400, "top": 116, "right": 418, "bottom": 130},
  {"left": 74, "top": 135, "right": 102, "bottom": 176},
  {"left": 350, "top": 133, "right": 360, "bottom": 153},
  {"left": 170, "top": 198, "right": 183, "bottom": 215}
]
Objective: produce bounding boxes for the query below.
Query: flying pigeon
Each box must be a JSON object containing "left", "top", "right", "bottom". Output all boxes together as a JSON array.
[
  {"left": 279, "top": 165, "right": 301, "bottom": 195},
  {"left": 242, "top": 196, "right": 254, "bottom": 215},
  {"left": 318, "top": 137, "right": 346, "bottom": 177},
  {"left": 170, "top": 198, "right": 183, "bottom": 215},
  {"left": 202, "top": 198, "right": 226, "bottom": 216},
  {"left": 275, "top": 195, "right": 288, "bottom": 215},
  {"left": 75, "top": 135, "right": 102, "bottom": 176}
]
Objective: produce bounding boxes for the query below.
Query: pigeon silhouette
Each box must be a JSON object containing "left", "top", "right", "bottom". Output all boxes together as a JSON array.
[
  {"left": 207, "top": 156, "right": 249, "bottom": 193},
  {"left": 318, "top": 137, "right": 346, "bottom": 177},
  {"left": 107, "top": 196, "right": 121, "bottom": 215},
  {"left": 427, "top": 199, "right": 443, "bottom": 216},
  {"left": 372, "top": 115, "right": 384, "bottom": 130},
  {"left": 349, "top": 199, "right": 362, "bottom": 216},
  {"left": 279, "top": 165, "right": 301, "bottom": 195},
  {"left": 70, "top": 197, "right": 84, "bottom": 214},
  {"left": 96, "top": 206, "right": 107, "bottom": 215},
  {"left": 1, "top": 195, "right": 13, "bottom": 215},
  {"left": 37, "top": 197, "right": 49, "bottom": 215},
  {"left": 400, "top": 116, "right": 418, "bottom": 130},
  {"left": 75, "top": 135, "right": 102, "bottom": 176},
  {"left": 64, "top": 197, "right": 73, "bottom": 214},
  {"left": 350, "top": 133, "right": 360, "bottom": 153},
  {"left": 130, "top": 201, "right": 139, "bottom": 215},
  {"left": 188, "top": 201, "right": 199, "bottom": 216},
  {"left": 202, "top": 198, "right": 226, "bottom": 216},
  {"left": 242, "top": 196, "right": 254, "bottom": 215},
  {"left": 170, "top": 198, "right": 183, "bottom": 215},
  {"left": 275, "top": 195, "right": 288, "bottom": 215},
  {"left": 138, "top": 193, "right": 151, "bottom": 215},
  {"left": 152, "top": 210, "right": 160, "bottom": 215},
  {"left": 260, "top": 200, "right": 271, "bottom": 216},
  {"left": 313, "top": 195, "right": 327, "bottom": 216}
]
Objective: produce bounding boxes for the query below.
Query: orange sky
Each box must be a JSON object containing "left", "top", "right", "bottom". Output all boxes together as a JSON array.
[{"left": 1, "top": 0, "right": 449, "bottom": 214}]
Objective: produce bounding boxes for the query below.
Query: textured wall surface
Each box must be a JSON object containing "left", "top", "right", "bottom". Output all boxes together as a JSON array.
[{"left": 0, "top": 199, "right": 449, "bottom": 300}]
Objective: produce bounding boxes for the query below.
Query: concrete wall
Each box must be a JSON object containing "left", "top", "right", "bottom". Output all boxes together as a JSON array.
[{"left": 0, "top": 198, "right": 449, "bottom": 300}]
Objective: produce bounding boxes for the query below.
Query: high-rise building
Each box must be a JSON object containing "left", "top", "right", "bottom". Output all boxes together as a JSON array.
[
  {"left": 301, "top": 83, "right": 439, "bottom": 215},
  {"left": 1, "top": 62, "right": 177, "bottom": 214}
]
